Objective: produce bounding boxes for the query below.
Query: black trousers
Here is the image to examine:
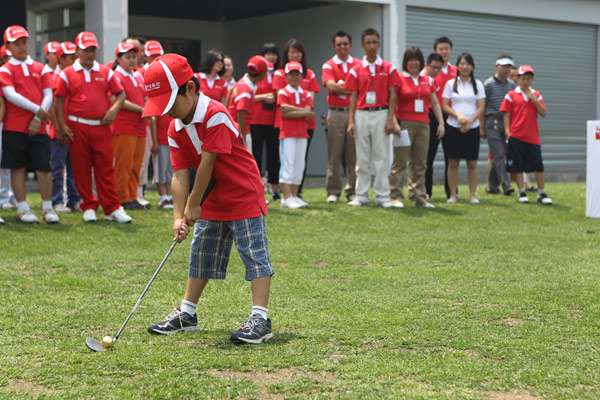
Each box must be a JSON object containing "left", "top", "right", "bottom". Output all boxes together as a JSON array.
[
  {"left": 425, "top": 109, "right": 454, "bottom": 198},
  {"left": 250, "top": 124, "right": 280, "bottom": 185},
  {"left": 298, "top": 129, "right": 314, "bottom": 195}
]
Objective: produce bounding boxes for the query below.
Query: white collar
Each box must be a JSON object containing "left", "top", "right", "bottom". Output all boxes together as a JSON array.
[
  {"left": 333, "top": 55, "right": 353, "bottom": 65},
  {"left": 457, "top": 76, "right": 472, "bottom": 84},
  {"left": 515, "top": 87, "right": 534, "bottom": 93},
  {"left": 174, "top": 92, "right": 211, "bottom": 131},
  {"left": 402, "top": 71, "right": 422, "bottom": 78},
  {"left": 285, "top": 84, "right": 304, "bottom": 94},
  {"left": 243, "top": 74, "right": 257, "bottom": 93},
  {"left": 73, "top": 59, "right": 100, "bottom": 72},
  {"left": 8, "top": 56, "right": 33, "bottom": 66},
  {"left": 362, "top": 55, "right": 382, "bottom": 68},
  {"left": 116, "top": 65, "right": 139, "bottom": 87},
  {"left": 55, "top": 65, "right": 62, "bottom": 74}
]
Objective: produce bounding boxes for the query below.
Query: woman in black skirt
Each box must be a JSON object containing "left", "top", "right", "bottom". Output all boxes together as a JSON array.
[{"left": 441, "top": 52, "right": 485, "bottom": 204}]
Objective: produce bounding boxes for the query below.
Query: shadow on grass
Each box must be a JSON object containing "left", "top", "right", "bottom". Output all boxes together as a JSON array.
[
  {"left": 401, "top": 206, "right": 464, "bottom": 217},
  {"left": 174, "top": 330, "right": 298, "bottom": 349},
  {"left": 0, "top": 220, "right": 145, "bottom": 233}
]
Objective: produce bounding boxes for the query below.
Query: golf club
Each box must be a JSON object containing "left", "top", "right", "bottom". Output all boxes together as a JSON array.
[{"left": 85, "top": 178, "right": 216, "bottom": 352}]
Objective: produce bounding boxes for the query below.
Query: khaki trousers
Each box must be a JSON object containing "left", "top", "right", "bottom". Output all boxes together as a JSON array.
[
  {"left": 325, "top": 109, "right": 356, "bottom": 198},
  {"left": 390, "top": 120, "right": 430, "bottom": 205}
]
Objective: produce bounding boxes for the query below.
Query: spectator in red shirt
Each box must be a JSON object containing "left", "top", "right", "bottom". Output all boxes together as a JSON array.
[
  {"left": 195, "top": 49, "right": 228, "bottom": 104},
  {"left": 223, "top": 55, "right": 236, "bottom": 91},
  {"left": 500, "top": 65, "right": 551, "bottom": 205},
  {"left": 0, "top": 26, "right": 56, "bottom": 223}
]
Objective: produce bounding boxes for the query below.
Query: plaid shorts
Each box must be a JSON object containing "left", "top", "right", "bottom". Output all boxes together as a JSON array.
[{"left": 189, "top": 216, "right": 274, "bottom": 281}]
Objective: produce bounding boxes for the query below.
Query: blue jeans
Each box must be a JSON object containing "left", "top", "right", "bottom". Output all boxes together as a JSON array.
[{"left": 51, "top": 138, "right": 80, "bottom": 207}]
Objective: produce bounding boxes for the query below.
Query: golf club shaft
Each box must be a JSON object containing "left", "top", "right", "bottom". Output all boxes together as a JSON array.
[{"left": 113, "top": 239, "right": 178, "bottom": 341}]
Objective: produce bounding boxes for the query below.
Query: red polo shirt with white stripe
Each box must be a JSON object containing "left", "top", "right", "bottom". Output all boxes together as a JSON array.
[
  {"left": 44, "top": 64, "right": 59, "bottom": 138},
  {"left": 194, "top": 72, "right": 229, "bottom": 101},
  {"left": 56, "top": 59, "right": 124, "bottom": 120},
  {"left": 112, "top": 66, "right": 146, "bottom": 136},
  {"left": 273, "top": 67, "right": 321, "bottom": 129},
  {"left": 0, "top": 56, "right": 53, "bottom": 134},
  {"left": 277, "top": 84, "right": 313, "bottom": 139},
  {"left": 344, "top": 56, "right": 399, "bottom": 109},
  {"left": 500, "top": 87, "right": 545, "bottom": 145},
  {"left": 251, "top": 70, "right": 276, "bottom": 125},
  {"left": 168, "top": 92, "right": 267, "bottom": 221},
  {"left": 395, "top": 71, "right": 436, "bottom": 123},
  {"left": 321, "top": 55, "right": 359, "bottom": 107},
  {"left": 156, "top": 114, "right": 171, "bottom": 146},
  {"left": 434, "top": 63, "right": 457, "bottom": 105},
  {"left": 227, "top": 75, "right": 256, "bottom": 134}
]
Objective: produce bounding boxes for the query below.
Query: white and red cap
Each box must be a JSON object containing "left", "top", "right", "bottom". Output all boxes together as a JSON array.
[
  {"left": 496, "top": 57, "right": 514, "bottom": 66},
  {"left": 75, "top": 31, "right": 99, "bottom": 49},
  {"left": 247, "top": 55, "right": 268, "bottom": 75},
  {"left": 142, "top": 53, "right": 194, "bottom": 117},
  {"left": 56, "top": 42, "right": 76, "bottom": 59},
  {"left": 4, "top": 25, "right": 29, "bottom": 43},
  {"left": 144, "top": 40, "right": 164, "bottom": 57},
  {"left": 44, "top": 41, "right": 61, "bottom": 55},
  {"left": 0, "top": 45, "right": 11, "bottom": 58},
  {"left": 518, "top": 65, "right": 534, "bottom": 76},
  {"left": 285, "top": 61, "right": 303, "bottom": 74},
  {"left": 115, "top": 41, "right": 139, "bottom": 57}
]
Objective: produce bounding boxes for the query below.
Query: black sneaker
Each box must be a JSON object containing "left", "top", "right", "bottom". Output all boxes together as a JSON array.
[
  {"left": 527, "top": 186, "right": 538, "bottom": 192},
  {"left": 272, "top": 192, "right": 280, "bottom": 201},
  {"left": 518, "top": 192, "right": 529, "bottom": 203},
  {"left": 229, "top": 313, "right": 273, "bottom": 344},
  {"left": 537, "top": 192, "right": 553, "bottom": 205},
  {"left": 148, "top": 307, "right": 199, "bottom": 335},
  {"left": 122, "top": 200, "right": 145, "bottom": 210},
  {"left": 503, "top": 187, "right": 515, "bottom": 196}
]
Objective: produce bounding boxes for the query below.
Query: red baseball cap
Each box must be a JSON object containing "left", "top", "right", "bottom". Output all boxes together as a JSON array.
[
  {"left": 56, "top": 42, "right": 76, "bottom": 59},
  {"left": 0, "top": 45, "right": 11, "bottom": 58},
  {"left": 247, "top": 55, "right": 268, "bottom": 75},
  {"left": 144, "top": 40, "right": 164, "bottom": 57},
  {"left": 75, "top": 31, "right": 99, "bottom": 49},
  {"left": 115, "top": 41, "right": 139, "bottom": 57},
  {"left": 268, "top": 62, "right": 274, "bottom": 72},
  {"left": 142, "top": 53, "right": 194, "bottom": 117},
  {"left": 518, "top": 65, "right": 534, "bottom": 76},
  {"left": 4, "top": 26, "right": 29, "bottom": 43},
  {"left": 285, "top": 61, "right": 303, "bottom": 74},
  {"left": 44, "top": 41, "right": 61, "bottom": 55}
]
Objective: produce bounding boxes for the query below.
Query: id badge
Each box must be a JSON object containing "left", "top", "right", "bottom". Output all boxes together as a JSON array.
[
  {"left": 414, "top": 99, "right": 424, "bottom": 113},
  {"left": 366, "top": 91, "right": 376, "bottom": 105}
]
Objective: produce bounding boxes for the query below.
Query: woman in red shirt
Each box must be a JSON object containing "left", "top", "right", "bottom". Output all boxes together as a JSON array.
[
  {"left": 390, "top": 47, "right": 444, "bottom": 208},
  {"left": 112, "top": 42, "right": 148, "bottom": 210},
  {"left": 194, "top": 49, "right": 228, "bottom": 104},
  {"left": 272, "top": 39, "right": 320, "bottom": 197}
]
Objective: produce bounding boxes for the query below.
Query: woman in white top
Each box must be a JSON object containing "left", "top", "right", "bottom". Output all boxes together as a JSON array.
[{"left": 442, "top": 52, "right": 485, "bottom": 204}]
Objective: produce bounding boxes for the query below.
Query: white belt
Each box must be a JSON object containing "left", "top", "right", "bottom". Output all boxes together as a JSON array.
[{"left": 68, "top": 115, "right": 102, "bottom": 126}]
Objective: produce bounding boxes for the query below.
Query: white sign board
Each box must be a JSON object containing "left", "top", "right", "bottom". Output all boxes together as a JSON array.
[{"left": 587, "top": 121, "right": 600, "bottom": 218}]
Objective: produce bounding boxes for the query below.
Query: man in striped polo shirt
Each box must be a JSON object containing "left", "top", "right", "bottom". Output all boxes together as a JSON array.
[{"left": 483, "top": 55, "right": 516, "bottom": 195}]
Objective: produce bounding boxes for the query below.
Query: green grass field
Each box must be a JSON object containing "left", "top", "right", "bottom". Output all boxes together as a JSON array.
[{"left": 1, "top": 182, "right": 599, "bottom": 399}]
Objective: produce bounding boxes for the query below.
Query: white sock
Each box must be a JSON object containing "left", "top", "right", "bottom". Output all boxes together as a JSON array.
[
  {"left": 137, "top": 186, "right": 144, "bottom": 198},
  {"left": 42, "top": 200, "right": 53, "bottom": 212},
  {"left": 159, "top": 195, "right": 168, "bottom": 203},
  {"left": 17, "top": 201, "right": 30, "bottom": 214},
  {"left": 539, "top": 188, "right": 545, "bottom": 194},
  {"left": 181, "top": 299, "right": 197, "bottom": 316},
  {"left": 251, "top": 306, "right": 268, "bottom": 320},
  {"left": 167, "top": 195, "right": 173, "bottom": 201}
]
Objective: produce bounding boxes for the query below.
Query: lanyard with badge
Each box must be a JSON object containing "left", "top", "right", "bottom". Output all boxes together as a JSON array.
[
  {"left": 366, "top": 63, "right": 379, "bottom": 105},
  {"left": 336, "top": 62, "right": 348, "bottom": 100},
  {"left": 414, "top": 76, "right": 424, "bottom": 113}
]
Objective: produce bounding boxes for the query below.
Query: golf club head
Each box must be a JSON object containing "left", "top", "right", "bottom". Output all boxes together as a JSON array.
[{"left": 85, "top": 337, "right": 107, "bottom": 352}]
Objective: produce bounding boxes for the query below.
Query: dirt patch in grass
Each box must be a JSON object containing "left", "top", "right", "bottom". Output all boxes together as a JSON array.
[
  {"left": 1, "top": 380, "right": 51, "bottom": 397},
  {"left": 487, "top": 389, "right": 544, "bottom": 399},
  {"left": 209, "top": 368, "right": 336, "bottom": 398},
  {"left": 314, "top": 262, "right": 328, "bottom": 268},
  {"left": 489, "top": 318, "right": 524, "bottom": 326}
]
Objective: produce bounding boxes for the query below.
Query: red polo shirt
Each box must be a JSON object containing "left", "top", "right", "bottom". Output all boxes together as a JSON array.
[
  {"left": 273, "top": 67, "right": 320, "bottom": 129},
  {"left": 344, "top": 56, "right": 399, "bottom": 109},
  {"left": 156, "top": 114, "right": 171, "bottom": 146},
  {"left": 112, "top": 66, "right": 146, "bottom": 136},
  {"left": 194, "top": 72, "right": 228, "bottom": 102},
  {"left": 251, "top": 71, "right": 276, "bottom": 126},
  {"left": 434, "top": 63, "right": 457, "bottom": 105},
  {"left": 168, "top": 92, "right": 267, "bottom": 221},
  {"left": 56, "top": 60, "right": 124, "bottom": 120},
  {"left": 277, "top": 84, "right": 313, "bottom": 139},
  {"left": 500, "top": 87, "right": 545, "bottom": 145},
  {"left": 395, "top": 71, "right": 436, "bottom": 123},
  {"left": 321, "top": 55, "right": 359, "bottom": 108},
  {"left": 0, "top": 56, "right": 53, "bottom": 134},
  {"left": 228, "top": 75, "right": 256, "bottom": 134}
]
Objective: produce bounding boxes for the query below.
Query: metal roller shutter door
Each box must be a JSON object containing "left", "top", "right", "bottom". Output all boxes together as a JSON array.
[{"left": 406, "top": 7, "right": 597, "bottom": 177}]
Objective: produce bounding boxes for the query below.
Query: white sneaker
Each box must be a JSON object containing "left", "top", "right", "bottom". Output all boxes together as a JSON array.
[
  {"left": 390, "top": 200, "right": 404, "bottom": 208},
  {"left": 447, "top": 198, "right": 458, "bottom": 204},
  {"left": 43, "top": 209, "right": 60, "bottom": 224},
  {"left": 422, "top": 202, "right": 435, "bottom": 209},
  {"left": 70, "top": 202, "right": 83, "bottom": 212},
  {"left": 106, "top": 207, "right": 132, "bottom": 223},
  {"left": 83, "top": 209, "right": 97, "bottom": 222},
  {"left": 0, "top": 216, "right": 4, "bottom": 224},
  {"left": 137, "top": 196, "right": 151, "bottom": 209},
  {"left": 0, "top": 201, "right": 16, "bottom": 209},
  {"left": 17, "top": 210, "right": 40, "bottom": 223},
  {"left": 159, "top": 199, "right": 174, "bottom": 209},
  {"left": 327, "top": 194, "right": 339, "bottom": 203},
  {"left": 281, "top": 197, "right": 302, "bottom": 209},
  {"left": 469, "top": 198, "right": 480, "bottom": 204},
  {"left": 54, "top": 203, "right": 72, "bottom": 213},
  {"left": 294, "top": 196, "right": 309, "bottom": 208},
  {"left": 376, "top": 200, "right": 393, "bottom": 209}
]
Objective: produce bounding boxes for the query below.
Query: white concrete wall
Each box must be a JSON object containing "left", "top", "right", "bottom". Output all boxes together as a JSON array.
[
  {"left": 84, "top": 0, "right": 127, "bottom": 63},
  {"left": 222, "top": 2, "right": 383, "bottom": 176}
]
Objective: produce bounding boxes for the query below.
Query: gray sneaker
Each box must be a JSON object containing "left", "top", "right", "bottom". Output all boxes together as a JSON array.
[
  {"left": 148, "top": 307, "right": 199, "bottom": 335},
  {"left": 230, "top": 313, "right": 273, "bottom": 344}
]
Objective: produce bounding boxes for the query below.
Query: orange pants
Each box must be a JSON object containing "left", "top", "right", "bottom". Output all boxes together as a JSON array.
[{"left": 113, "top": 135, "right": 145, "bottom": 203}]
